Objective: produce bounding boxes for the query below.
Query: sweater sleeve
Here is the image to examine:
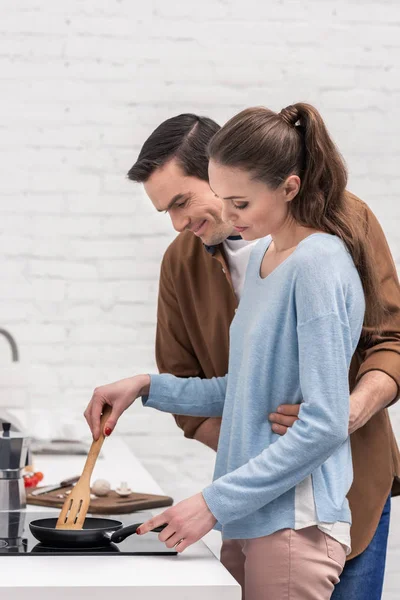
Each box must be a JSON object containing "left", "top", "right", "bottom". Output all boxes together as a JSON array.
[
  {"left": 202, "top": 312, "right": 354, "bottom": 525},
  {"left": 142, "top": 373, "right": 227, "bottom": 417}
]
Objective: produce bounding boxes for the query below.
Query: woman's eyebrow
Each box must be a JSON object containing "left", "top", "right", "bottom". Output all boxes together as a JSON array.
[
  {"left": 223, "top": 195, "right": 247, "bottom": 201},
  {"left": 208, "top": 185, "right": 246, "bottom": 201}
]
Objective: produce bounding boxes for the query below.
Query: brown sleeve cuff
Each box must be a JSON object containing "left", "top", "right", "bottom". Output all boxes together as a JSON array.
[
  {"left": 172, "top": 414, "right": 209, "bottom": 439},
  {"left": 356, "top": 350, "right": 400, "bottom": 405}
]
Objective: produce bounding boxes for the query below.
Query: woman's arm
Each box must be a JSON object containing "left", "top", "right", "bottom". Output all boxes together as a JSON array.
[
  {"left": 202, "top": 312, "right": 354, "bottom": 525},
  {"left": 84, "top": 373, "right": 227, "bottom": 439},
  {"left": 142, "top": 373, "right": 227, "bottom": 417}
]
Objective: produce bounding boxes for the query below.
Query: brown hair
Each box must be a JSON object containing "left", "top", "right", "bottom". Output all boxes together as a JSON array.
[
  {"left": 128, "top": 114, "right": 220, "bottom": 183},
  {"left": 208, "top": 103, "right": 386, "bottom": 330}
]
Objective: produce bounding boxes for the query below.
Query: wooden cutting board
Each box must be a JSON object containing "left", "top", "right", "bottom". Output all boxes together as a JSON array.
[{"left": 27, "top": 486, "right": 173, "bottom": 514}]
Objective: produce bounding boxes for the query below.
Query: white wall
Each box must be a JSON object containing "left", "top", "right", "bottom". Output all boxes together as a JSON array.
[{"left": 1, "top": 1, "right": 400, "bottom": 595}]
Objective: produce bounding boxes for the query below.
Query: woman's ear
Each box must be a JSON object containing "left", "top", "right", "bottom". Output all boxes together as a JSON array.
[{"left": 283, "top": 175, "right": 301, "bottom": 202}]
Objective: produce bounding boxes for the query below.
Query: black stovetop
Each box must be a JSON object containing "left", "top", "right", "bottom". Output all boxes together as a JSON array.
[{"left": 0, "top": 511, "right": 177, "bottom": 556}]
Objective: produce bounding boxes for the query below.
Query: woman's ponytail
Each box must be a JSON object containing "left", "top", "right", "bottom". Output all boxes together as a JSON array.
[{"left": 209, "top": 102, "right": 387, "bottom": 330}]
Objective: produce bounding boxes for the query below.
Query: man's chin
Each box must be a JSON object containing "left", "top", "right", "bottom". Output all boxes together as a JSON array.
[
  {"left": 203, "top": 233, "right": 228, "bottom": 246},
  {"left": 202, "top": 225, "right": 233, "bottom": 246}
]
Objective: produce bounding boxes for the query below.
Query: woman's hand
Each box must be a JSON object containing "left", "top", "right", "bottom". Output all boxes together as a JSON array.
[
  {"left": 137, "top": 492, "right": 217, "bottom": 553},
  {"left": 84, "top": 374, "right": 150, "bottom": 440}
]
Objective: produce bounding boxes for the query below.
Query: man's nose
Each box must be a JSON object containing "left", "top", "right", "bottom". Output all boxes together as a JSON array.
[{"left": 170, "top": 212, "right": 190, "bottom": 233}]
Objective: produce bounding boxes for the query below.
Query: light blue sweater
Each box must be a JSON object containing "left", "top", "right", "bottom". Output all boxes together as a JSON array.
[{"left": 143, "top": 233, "right": 365, "bottom": 540}]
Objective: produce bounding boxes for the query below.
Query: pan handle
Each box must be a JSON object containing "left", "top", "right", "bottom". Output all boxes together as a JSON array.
[{"left": 110, "top": 522, "right": 167, "bottom": 544}]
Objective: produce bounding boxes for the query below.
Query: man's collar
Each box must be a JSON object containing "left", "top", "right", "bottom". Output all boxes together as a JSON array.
[
  {"left": 204, "top": 234, "right": 242, "bottom": 254},
  {"left": 204, "top": 244, "right": 217, "bottom": 255}
]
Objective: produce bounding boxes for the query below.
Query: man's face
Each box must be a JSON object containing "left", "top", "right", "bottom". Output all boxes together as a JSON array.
[{"left": 143, "top": 159, "right": 234, "bottom": 245}]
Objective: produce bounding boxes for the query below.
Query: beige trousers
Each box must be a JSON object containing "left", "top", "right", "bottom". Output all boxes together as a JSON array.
[{"left": 220, "top": 526, "right": 346, "bottom": 600}]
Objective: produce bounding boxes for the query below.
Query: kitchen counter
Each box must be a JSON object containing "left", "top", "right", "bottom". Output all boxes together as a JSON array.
[{"left": 0, "top": 435, "right": 240, "bottom": 599}]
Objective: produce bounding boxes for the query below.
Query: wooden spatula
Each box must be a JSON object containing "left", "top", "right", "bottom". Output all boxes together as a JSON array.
[{"left": 56, "top": 405, "right": 112, "bottom": 530}]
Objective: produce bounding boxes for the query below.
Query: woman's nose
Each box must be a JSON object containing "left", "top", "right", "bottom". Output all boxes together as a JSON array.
[{"left": 221, "top": 204, "right": 235, "bottom": 224}]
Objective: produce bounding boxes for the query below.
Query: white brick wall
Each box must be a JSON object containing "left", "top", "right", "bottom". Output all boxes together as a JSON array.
[{"left": 1, "top": 0, "right": 400, "bottom": 595}]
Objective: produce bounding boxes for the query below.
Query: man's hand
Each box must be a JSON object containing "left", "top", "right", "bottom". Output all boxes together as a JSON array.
[
  {"left": 269, "top": 404, "right": 300, "bottom": 435},
  {"left": 137, "top": 492, "right": 217, "bottom": 553},
  {"left": 348, "top": 371, "right": 397, "bottom": 434},
  {"left": 270, "top": 370, "right": 398, "bottom": 437},
  {"left": 84, "top": 374, "right": 150, "bottom": 440}
]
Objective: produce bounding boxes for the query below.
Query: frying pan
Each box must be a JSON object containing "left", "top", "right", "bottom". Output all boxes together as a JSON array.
[{"left": 30, "top": 517, "right": 166, "bottom": 547}]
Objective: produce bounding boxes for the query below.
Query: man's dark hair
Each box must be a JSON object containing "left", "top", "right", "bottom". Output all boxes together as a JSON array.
[{"left": 127, "top": 114, "right": 220, "bottom": 183}]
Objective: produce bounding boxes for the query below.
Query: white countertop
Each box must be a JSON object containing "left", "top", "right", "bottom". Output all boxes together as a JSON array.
[{"left": 0, "top": 436, "right": 240, "bottom": 600}]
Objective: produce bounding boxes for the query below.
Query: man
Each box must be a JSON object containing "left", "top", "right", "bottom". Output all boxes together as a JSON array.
[{"left": 126, "top": 114, "right": 400, "bottom": 599}]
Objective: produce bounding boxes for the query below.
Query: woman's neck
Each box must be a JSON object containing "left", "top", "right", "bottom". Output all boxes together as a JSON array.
[{"left": 270, "top": 223, "right": 323, "bottom": 253}]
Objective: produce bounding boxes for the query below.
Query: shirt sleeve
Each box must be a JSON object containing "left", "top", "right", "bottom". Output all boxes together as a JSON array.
[
  {"left": 142, "top": 373, "right": 227, "bottom": 417},
  {"left": 156, "top": 248, "right": 217, "bottom": 436},
  {"left": 354, "top": 201, "right": 400, "bottom": 404},
  {"left": 202, "top": 311, "right": 353, "bottom": 525}
]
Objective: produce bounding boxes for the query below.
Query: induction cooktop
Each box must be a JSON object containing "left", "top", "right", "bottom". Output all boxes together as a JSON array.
[{"left": 0, "top": 510, "right": 178, "bottom": 556}]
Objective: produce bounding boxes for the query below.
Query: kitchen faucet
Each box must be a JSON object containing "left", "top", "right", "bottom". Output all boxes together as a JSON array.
[
  {"left": 0, "top": 328, "right": 19, "bottom": 362},
  {"left": 0, "top": 328, "right": 27, "bottom": 512},
  {"left": 0, "top": 328, "right": 31, "bottom": 465}
]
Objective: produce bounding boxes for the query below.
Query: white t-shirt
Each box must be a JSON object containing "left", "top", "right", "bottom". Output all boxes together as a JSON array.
[
  {"left": 295, "top": 476, "right": 351, "bottom": 554},
  {"left": 222, "top": 234, "right": 351, "bottom": 553},
  {"left": 222, "top": 236, "right": 258, "bottom": 302}
]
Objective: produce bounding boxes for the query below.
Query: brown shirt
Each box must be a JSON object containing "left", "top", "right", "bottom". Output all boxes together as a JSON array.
[{"left": 156, "top": 192, "right": 400, "bottom": 560}]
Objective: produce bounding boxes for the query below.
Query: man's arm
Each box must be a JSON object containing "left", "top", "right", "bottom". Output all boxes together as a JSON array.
[
  {"left": 270, "top": 371, "right": 397, "bottom": 436},
  {"left": 156, "top": 249, "right": 221, "bottom": 451},
  {"left": 348, "top": 371, "right": 397, "bottom": 433},
  {"left": 193, "top": 417, "right": 220, "bottom": 451},
  {"left": 355, "top": 200, "right": 400, "bottom": 400}
]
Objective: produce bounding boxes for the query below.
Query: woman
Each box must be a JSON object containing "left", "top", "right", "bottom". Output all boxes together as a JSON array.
[{"left": 85, "top": 103, "right": 386, "bottom": 599}]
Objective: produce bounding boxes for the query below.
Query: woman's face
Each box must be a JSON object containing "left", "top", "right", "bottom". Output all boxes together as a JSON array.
[{"left": 208, "top": 160, "right": 300, "bottom": 241}]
